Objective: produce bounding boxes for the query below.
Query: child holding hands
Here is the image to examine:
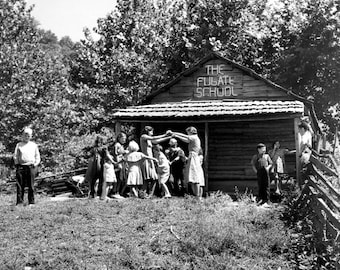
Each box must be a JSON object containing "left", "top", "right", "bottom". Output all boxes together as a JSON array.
[
  {"left": 169, "top": 127, "right": 205, "bottom": 198},
  {"left": 152, "top": 144, "right": 172, "bottom": 198},
  {"left": 126, "top": 141, "right": 158, "bottom": 198},
  {"left": 101, "top": 148, "right": 119, "bottom": 201}
]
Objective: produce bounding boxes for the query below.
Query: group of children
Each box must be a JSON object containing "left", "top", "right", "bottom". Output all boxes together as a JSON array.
[
  {"left": 13, "top": 122, "right": 312, "bottom": 205},
  {"left": 251, "top": 122, "right": 313, "bottom": 205},
  {"left": 86, "top": 126, "right": 205, "bottom": 201},
  {"left": 87, "top": 121, "right": 313, "bottom": 204}
]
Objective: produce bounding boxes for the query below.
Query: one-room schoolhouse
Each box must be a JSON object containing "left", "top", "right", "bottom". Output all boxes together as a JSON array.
[{"left": 112, "top": 52, "right": 319, "bottom": 193}]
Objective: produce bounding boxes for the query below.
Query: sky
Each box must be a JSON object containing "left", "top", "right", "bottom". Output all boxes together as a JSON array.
[{"left": 25, "top": 0, "right": 117, "bottom": 41}]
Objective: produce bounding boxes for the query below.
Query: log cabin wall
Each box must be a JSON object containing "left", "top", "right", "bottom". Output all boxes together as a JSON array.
[{"left": 208, "top": 118, "right": 296, "bottom": 192}]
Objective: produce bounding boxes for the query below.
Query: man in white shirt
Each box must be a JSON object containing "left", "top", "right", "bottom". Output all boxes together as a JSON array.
[{"left": 13, "top": 127, "right": 40, "bottom": 205}]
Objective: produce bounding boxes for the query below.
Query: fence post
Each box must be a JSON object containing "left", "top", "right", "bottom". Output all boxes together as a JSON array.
[{"left": 333, "top": 126, "right": 340, "bottom": 160}]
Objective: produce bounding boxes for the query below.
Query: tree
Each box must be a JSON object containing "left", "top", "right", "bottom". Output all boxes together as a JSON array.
[
  {"left": 71, "top": 0, "right": 256, "bottom": 110},
  {"left": 0, "top": 0, "right": 97, "bottom": 170},
  {"left": 271, "top": 0, "right": 340, "bottom": 131},
  {"left": 0, "top": 0, "right": 44, "bottom": 148}
]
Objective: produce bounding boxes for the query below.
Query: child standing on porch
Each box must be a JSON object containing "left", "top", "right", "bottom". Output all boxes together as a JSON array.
[{"left": 268, "top": 141, "right": 292, "bottom": 195}]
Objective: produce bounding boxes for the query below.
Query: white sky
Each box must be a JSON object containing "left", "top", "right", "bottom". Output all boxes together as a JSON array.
[{"left": 25, "top": 0, "right": 117, "bottom": 41}]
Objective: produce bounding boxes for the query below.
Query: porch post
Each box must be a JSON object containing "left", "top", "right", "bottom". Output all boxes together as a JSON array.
[
  {"left": 204, "top": 122, "right": 209, "bottom": 192},
  {"left": 294, "top": 118, "right": 301, "bottom": 186},
  {"left": 115, "top": 121, "right": 121, "bottom": 135}
]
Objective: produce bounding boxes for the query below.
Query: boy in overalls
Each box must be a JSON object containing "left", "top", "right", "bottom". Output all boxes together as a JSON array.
[{"left": 251, "top": 143, "right": 272, "bottom": 205}]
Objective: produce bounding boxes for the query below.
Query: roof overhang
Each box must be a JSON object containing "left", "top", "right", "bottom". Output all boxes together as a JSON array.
[{"left": 112, "top": 100, "right": 305, "bottom": 122}]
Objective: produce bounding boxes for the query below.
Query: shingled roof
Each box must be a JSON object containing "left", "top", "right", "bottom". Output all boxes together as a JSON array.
[{"left": 112, "top": 100, "right": 304, "bottom": 121}]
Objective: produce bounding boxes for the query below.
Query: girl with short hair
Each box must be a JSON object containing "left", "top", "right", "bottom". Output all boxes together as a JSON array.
[
  {"left": 140, "top": 126, "right": 171, "bottom": 196},
  {"left": 171, "top": 127, "right": 205, "bottom": 197},
  {"left": 126, "top": 141, "right": 158, "bottom": 198},
  {"left": 152, "top": 144, "right": 171, "bottom": 198},
  {"left": 101, "top": 148, "right": 117, "bottom": 201}
]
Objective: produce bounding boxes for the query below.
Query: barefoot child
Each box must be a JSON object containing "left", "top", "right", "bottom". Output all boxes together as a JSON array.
[
  {"left": 126, "top": 141, "right": 158, "bottom": 198},
  {"left": 152, "top": 144, "right": 172, "bottom": 198}
]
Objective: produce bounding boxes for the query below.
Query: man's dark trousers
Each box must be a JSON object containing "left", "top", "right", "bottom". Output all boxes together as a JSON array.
[{"left": 16, "top": 165, "right": 36, "bottom": 204}]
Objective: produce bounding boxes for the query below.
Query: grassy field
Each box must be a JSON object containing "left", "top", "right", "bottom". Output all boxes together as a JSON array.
[{"left": 0, "top": 192, "right": 295, "bottom": 270}]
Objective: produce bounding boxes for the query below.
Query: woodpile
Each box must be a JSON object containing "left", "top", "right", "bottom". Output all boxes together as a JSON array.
[
  {"left": 0, "top": 167, "right": 88, "bottom": 196},
  {"left": 36, "top": 168, "right": 87, "bottom": 196}
]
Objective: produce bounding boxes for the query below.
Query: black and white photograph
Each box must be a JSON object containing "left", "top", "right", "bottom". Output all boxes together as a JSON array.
[{"left": 0, "top": 0, "right": 339, "bottom": 269}]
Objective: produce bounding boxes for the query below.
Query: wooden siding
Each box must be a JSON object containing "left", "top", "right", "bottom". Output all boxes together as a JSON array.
[
  {"left": 133, "top": 119, "right": 296, "bottom": 193},
  {"left": 207, "top": 119, "right": 296, "bottom": 191},
  {"left": 150, "top": 59, "right": 295, "bottom": 104}
]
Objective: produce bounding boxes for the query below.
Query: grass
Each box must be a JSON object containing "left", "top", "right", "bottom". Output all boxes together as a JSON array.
[{"left": 0, "top": 192, "right": 295, "bottom": 270}]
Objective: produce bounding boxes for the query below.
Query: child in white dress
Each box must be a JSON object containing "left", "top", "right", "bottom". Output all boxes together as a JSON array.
[
  {"left": 152, "top": 144, "right": 171, "bottom": 198},
  {"left": 126, "top": 141, "right": 158, "bottom": 198},
  {"left": 268, "top": 141, "right": 292, "bottom": 195},
  {"left": 171, "top": 127, "right": 205, "bottom": 197},
  {"left": 101, "top": 149, "right": 117, "bottom": 201}
]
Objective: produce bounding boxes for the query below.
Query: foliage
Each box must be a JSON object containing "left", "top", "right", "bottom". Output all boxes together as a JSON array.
[
  {"left": 72, "top": 0, "right": 255, "bottom": 109},
  {"left": 0, "top": 0, "right": 105, "bottom": 171},
  {"left": 271, "top": 0, "right": 340, "bottom": 131},
  {"left": 283, "top": 190, "right": 338, "bottom": 270},
  {"left": 75, "top": 0, "right": 340, "bottom": 132},
  {"left": 52, "top": 128, "right": 116, "bottom": 174}
]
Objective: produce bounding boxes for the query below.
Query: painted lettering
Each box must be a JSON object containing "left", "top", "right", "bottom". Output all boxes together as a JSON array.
[
  {"left": 195, "top": 64, "right": 238, "bottom": 98},
  {"left": 196, "top": 75, "right": 234, "bottom": 87},
  {"left": 206, "top": 64, "right": 225, "bottom": 75},
  {"left": 195, "top": 87, "right": 203, "bottom": 98},
  {"left": 217, "top": 88, "right": 224, "bottom": 97},
  {"left": 209, "top": 87, "right": 217, "bottom": 96},
  {"left": 203, "top": 87, "right": 210, "bottom": 96},
  {"left": 196, "top": 77, "right": 204, "bottom": 87},
  {"left": 193, "top": 86, "right": 237, "bottom": 98}
]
